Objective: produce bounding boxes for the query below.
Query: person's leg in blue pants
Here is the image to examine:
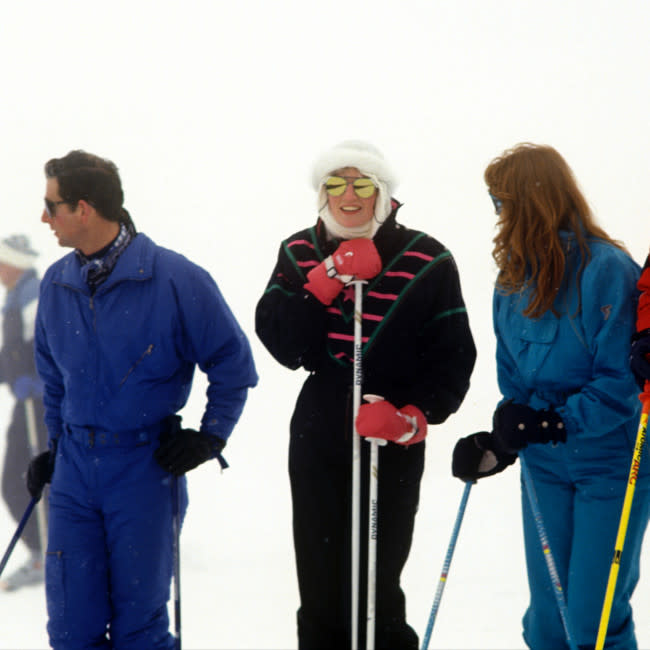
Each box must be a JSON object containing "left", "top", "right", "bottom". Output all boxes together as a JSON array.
[
  {"left": 46, "top": 434, "right": 187, "bottom": 649},
  {"left": 520, "top": 451, "right": 573, "bottom": 650},
  {"left": 522, "top": 443, "right": 649, "bottom": 650}
]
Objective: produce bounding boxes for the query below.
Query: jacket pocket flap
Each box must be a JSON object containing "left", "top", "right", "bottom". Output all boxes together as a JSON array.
[{"left": 519, "top": 316, "right": 559, "bottom": 344}]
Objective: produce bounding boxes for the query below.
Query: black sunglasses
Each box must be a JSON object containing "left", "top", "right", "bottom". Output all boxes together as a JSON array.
[{"left": 44, "top": 199, "right": 68, "bottom": 218}]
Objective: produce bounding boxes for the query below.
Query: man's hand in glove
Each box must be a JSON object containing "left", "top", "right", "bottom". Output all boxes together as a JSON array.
[
  {"left": 27, "top": 450, "right": 55, "bottom": 500},
  {"left": 155, "top": 416, "right": 226, "bottom": 476}
]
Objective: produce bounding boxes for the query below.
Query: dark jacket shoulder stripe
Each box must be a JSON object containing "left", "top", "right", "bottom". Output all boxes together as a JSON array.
[{"left": 364, "top": 250, "right": 453, "bottom": 352}]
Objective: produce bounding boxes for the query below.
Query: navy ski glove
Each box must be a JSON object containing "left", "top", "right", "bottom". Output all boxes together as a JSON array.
[
  {"left": 27, "top": 450, "right": 55, "bottom": 500},
  {"left": 155, "top": 416, "right": 227, "bottom": 476},
  {"left": 630, "top": 329, "right": 650, "bottom": 388},
  {"left": 492, "top": 400, "right": 566, "bottom": 455},
  {"left": 452, "top": 431, "right": 517, "bottom": 482}
]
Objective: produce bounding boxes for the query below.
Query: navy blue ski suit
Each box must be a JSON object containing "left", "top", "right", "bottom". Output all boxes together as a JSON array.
[
  {"left": 494, "top": 232, "right": 649, "bottom": 649},
  {"left": 35, "top": 233, "right": 258, "bottom": 649}
]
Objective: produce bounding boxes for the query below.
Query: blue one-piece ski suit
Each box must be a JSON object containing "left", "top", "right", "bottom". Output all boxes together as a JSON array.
[
  {"left": 35, "top": 233, "right": 258, "bottom": 649},
  {"left": 493, "top": 232, "right": 649, "bottom": 650}
]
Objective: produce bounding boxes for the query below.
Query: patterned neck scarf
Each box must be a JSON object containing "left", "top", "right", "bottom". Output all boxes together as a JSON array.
[{"left": 76, "top": 223, "right": 133, "bottom": 293}]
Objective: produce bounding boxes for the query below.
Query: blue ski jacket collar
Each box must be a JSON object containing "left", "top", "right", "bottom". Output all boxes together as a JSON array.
[{"left": 52, "top": 234, "right": 154, "bottom": 295}]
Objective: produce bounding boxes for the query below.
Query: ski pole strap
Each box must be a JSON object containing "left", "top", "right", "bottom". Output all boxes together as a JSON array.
[
  {"left": 215, "top": 452, "right": 229, "bottom": 471},
  {"left": 520, "top": 453, "right": 578, "bottom": 650}
]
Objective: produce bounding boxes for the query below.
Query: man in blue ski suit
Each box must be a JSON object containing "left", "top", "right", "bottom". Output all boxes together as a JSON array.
[{"left": 28, "top": 150, "right": 258, "bottom": 649}]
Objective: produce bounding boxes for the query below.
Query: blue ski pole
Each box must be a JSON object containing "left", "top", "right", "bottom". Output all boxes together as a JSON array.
[
  {"left": 0, "top": 497, "right": 39, "bottom": 578},
  {"left": 520, "top": 453, "right": 578, "bottom": 650},
  {"left": 421, "top": 480, "right": 473, "bottom": 650}
]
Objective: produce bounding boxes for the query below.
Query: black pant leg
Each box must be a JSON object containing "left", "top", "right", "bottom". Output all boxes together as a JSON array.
[
  {"left": 362, "top": 441, "right": 424, "bottom": 650},
  {"left": 290, "top": 422, "right": 351, "bottom": 648},
  {"left": 2, "top": 399, "right": 48, "bottom": 554}
]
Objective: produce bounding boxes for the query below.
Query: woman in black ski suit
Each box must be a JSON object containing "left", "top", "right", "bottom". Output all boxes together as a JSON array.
[{"left": 255, "top": 140, "right": 476, "bottom": 649}]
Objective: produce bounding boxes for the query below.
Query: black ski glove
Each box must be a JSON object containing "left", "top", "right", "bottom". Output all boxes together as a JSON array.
[
  {"left": 27, "top": 450, "right": 55, "bottom": 500},
  {"left": 155, "top": 416, "right": 227, "bottom": 476},
  {"left": 493, "top": 400, "right": 566, "bottom": 455},
  {"left": 452, "top": 431, "right": 517, "bottom": 482},
  {"left": 630, "top": 329, "right": 650, "bottom": 389}
]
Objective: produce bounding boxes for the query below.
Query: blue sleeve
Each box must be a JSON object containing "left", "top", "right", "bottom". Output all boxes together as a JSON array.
[
  {"left": 493, "top": 290, "right": 532, "bottom": 405},
  {"left": 556, "top": 251, "right": 641, "bottom": 438},
  {"left": 34, "top": 284, "right": 65, "bottom": 446},
  {"left": 174, "top": 264, "right": 258, "bottom": 440}
]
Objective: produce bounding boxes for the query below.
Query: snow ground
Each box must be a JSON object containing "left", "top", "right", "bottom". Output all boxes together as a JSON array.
[
  {"left": 1, "top": 358, "right": 649, "bottom": 649},
  {"left": 1, "top": 1, "right": 649, "bottom": 648}
]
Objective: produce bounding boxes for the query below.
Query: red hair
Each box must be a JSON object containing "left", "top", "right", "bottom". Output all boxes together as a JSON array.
[{"left": 485, "top": 143, "right": 624, "bottom": 318}]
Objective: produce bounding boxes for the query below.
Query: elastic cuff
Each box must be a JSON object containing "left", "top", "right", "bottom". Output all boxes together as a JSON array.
[{"left": 399, "top": 405, "right": 428, "bottom": 445}]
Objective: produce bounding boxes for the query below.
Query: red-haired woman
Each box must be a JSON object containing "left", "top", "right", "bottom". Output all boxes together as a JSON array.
[{"left": 453, "top": 143, "right": 649, "bottom": 649}]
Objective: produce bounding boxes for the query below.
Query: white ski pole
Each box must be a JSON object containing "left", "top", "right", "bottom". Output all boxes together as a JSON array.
[
  {"left": 350, "top": 279, "right": 365, "bottom": 650},
  {"left": 365, "top": 415, "right": 381, "bottom": 650},
  {"left": 24, "top": 397, "right": 48, "bottom": 557},
  {"left": 359, "top": 394, "right": 389, "bottom": 650}
]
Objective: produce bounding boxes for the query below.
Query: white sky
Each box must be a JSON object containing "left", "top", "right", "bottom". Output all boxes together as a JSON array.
[{"left": 0, "top": 1, "right": 649, "bottom": 648}]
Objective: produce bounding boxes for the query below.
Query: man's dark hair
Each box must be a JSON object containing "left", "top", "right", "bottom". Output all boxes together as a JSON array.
[{"left": 45, "top": 150, "right": 135, "bottom": 231}]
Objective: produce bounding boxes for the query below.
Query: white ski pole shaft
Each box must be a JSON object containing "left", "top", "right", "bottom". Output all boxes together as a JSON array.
[
  {"left": 24, "top": 398, "right": 48, "bottom": 556},
  {"left": 351, "top": 280, "right": 365, "bottom": 650},
  {"left": 366, "top": 438, "right": 378, "bottom": 650}
]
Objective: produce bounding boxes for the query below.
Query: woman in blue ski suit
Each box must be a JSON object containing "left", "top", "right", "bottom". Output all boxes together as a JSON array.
[
  {"left": 29, "top": 150, "right": 258, "bottom": 650},
  {"left": 452, "top": 143, "right": 649, "bottom": 649}
]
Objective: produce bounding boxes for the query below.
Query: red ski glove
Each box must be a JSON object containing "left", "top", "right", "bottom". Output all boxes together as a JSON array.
[
  {"left": 356, "top": 397, "right": 427, "bottom": 446},
  {"left": 304, "top": 239, "right": 382, "bottom": 306},
  {"left": 332, "top": 238, "right": 382, "bottom": 280},
  {"left": 304, "top": 260, "right": 344, "bottom": 305}
]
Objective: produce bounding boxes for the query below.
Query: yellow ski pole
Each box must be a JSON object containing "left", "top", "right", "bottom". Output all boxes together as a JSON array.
[{"left": 594, "top": 388, "right": 649, "bottom": 650}]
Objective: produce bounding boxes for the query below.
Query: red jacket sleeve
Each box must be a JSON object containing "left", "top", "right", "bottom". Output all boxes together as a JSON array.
[{"left": 637, "top": 254, "right": 650, "bottom": 331}]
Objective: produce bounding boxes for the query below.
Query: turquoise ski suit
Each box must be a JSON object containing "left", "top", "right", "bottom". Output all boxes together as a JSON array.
[
  {"left": 35, "top": 233, "right": 258, "bottom": 649},
  {"left": 493, "top": 232, "right": 649, "bottom": 650}
]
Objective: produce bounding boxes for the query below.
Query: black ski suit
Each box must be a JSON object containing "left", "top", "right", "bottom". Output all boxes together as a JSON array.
[{"left": 255, "top": 206, "right": 476, "bottom": 649}]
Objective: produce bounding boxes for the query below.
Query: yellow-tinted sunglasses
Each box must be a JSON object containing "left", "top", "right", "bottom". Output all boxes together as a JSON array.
[{"left": 324, "top": 176, "right": 377, "bottom": 199}]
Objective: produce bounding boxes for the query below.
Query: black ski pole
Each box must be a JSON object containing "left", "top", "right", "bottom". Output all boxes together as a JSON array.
[{"left": 0, "top": 497, "right": 38, "bottom": 578}]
